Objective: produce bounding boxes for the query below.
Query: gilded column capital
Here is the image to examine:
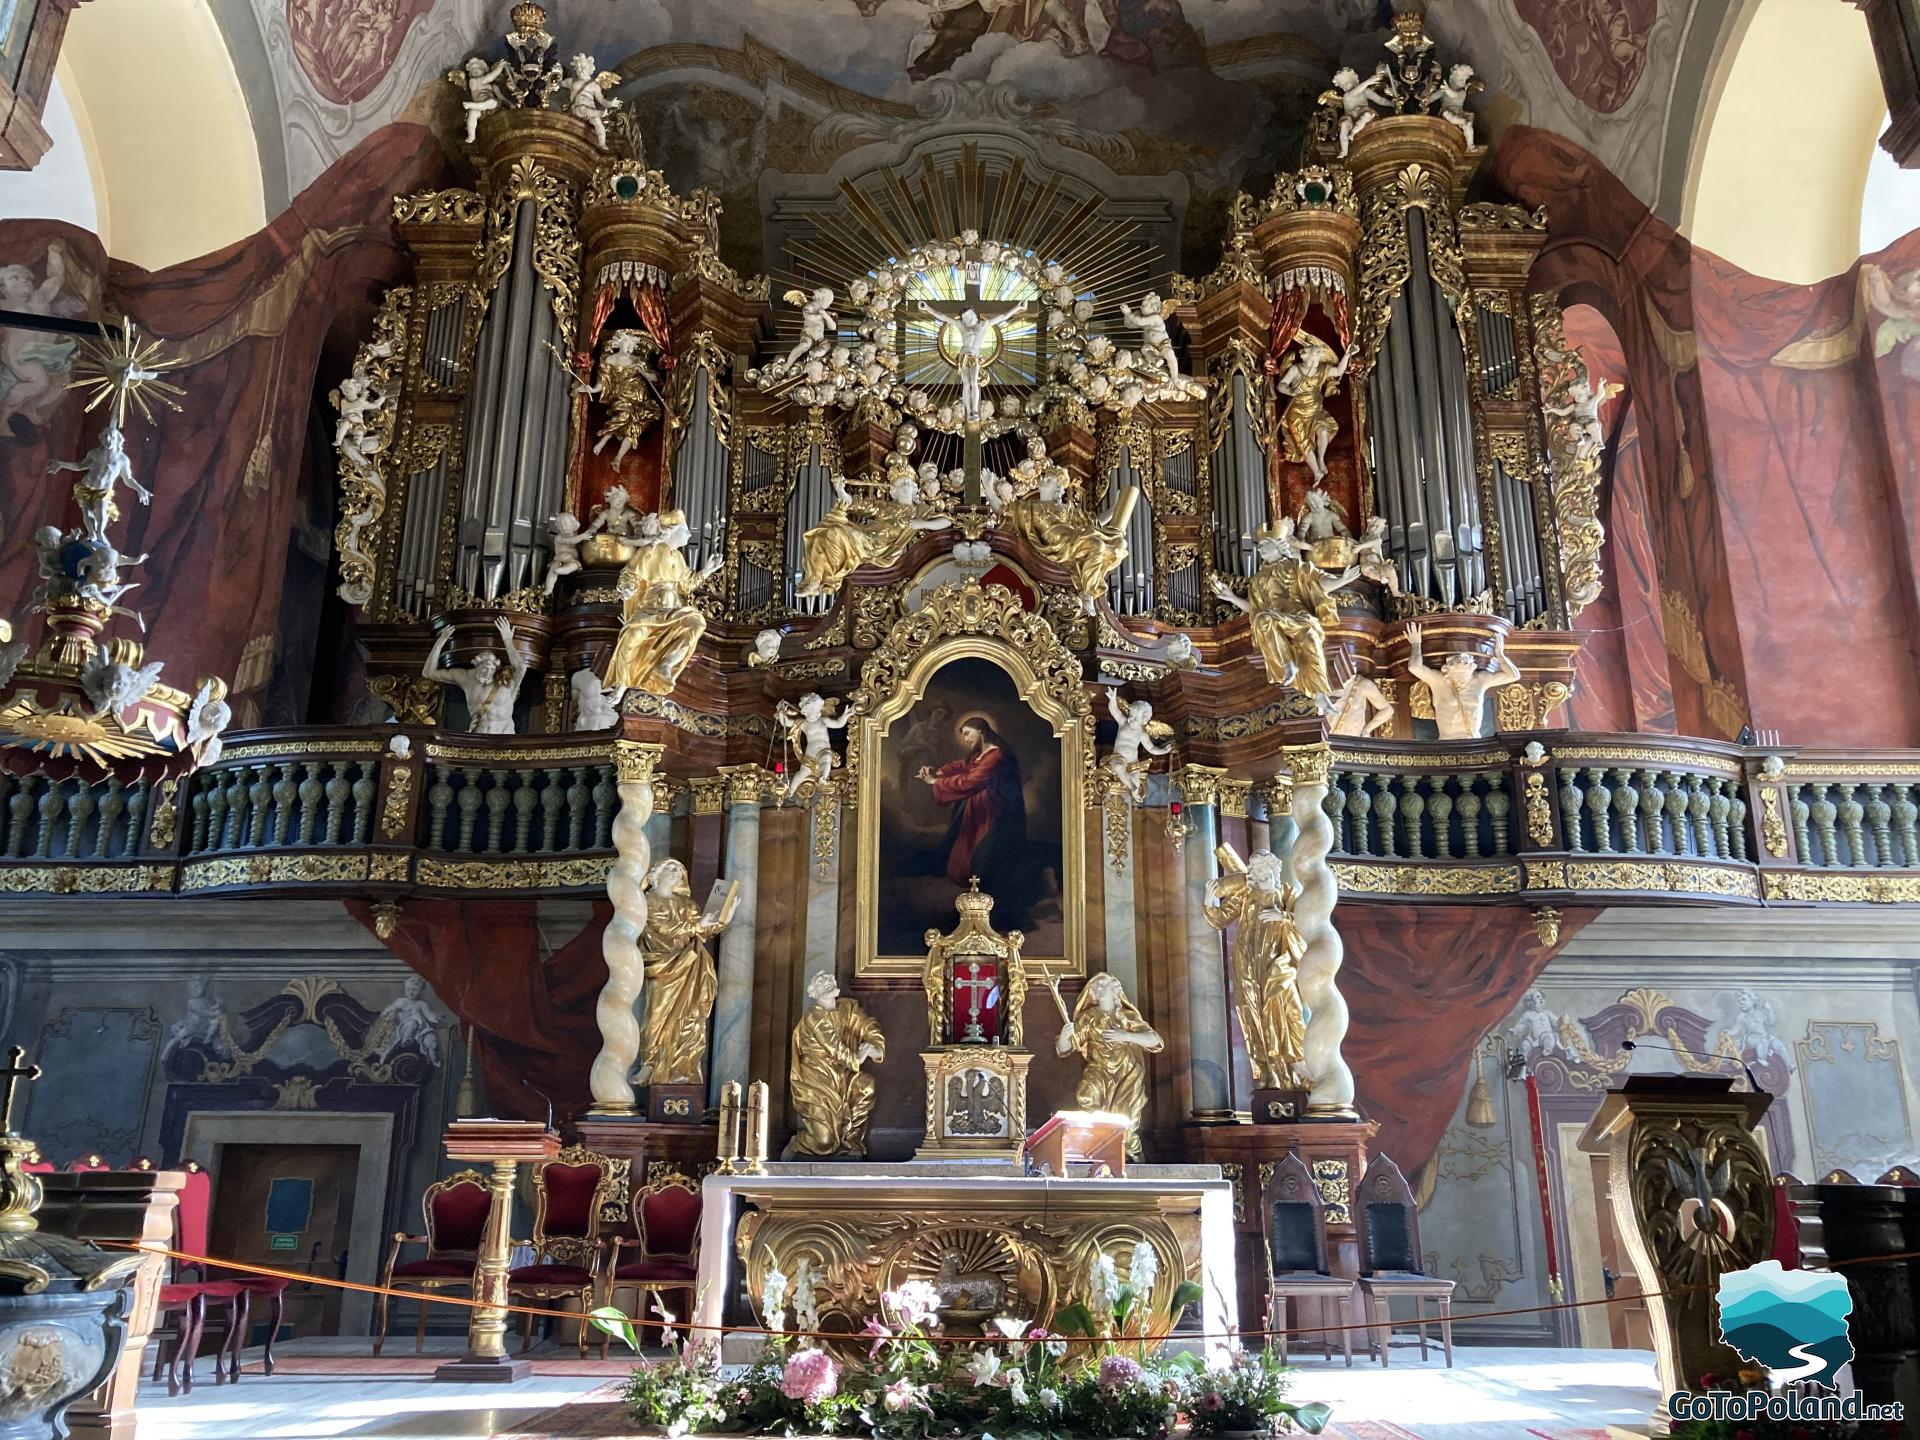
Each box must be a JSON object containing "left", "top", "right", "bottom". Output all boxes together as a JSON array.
[
  {"left": 1256, "top": 775, "right": 1294, "bottom": 816},
  {"left": 689, "top": 776, "right": 728, "bottom": 816},
  {"left": 1180, "top": 764, "right": 1229, "bottom": 809},
  {"left": 1283, "top": 743, "right": 1334, "bottom": 787},
  {"left": 719, "top": 763, "right": 770, "bottom": 808},
  {"left": 1218, "top": 778, "right": 1253, "bottom": 819},
  {"left": 612, "top": 740, "right": 665, "bottom": 784}
]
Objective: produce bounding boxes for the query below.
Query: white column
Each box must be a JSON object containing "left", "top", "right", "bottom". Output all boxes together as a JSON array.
[
  {"left": 589, "top": 742, "right": 661, "bottom": 1113},
  {"left": 1288, "top": 744, "right": 1354, "bottom": 1114},
  {"left": 802, "top": 782, "right": 843, "bottom": 989},
  {"left": 709, "top": 766, "right": 764, "bottom": 1107},
  {"left": 1101, "top": 778, "right": 1139, "bottom": 999}
]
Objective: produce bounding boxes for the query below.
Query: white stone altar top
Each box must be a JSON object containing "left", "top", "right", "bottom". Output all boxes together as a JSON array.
[{"left": 692, "top": 1161, "right": 1238, "bottom": 1364}]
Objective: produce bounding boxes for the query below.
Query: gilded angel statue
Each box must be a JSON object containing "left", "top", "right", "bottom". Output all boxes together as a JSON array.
[
  {"left": 1105, "top": 690, "right": 1174, "bottom": 804},
  {"left": 577, "top": 330, "right": 662, "bottom": 473},
  {"left": 604, "top": 508, "right": 724, "bottom": 700},
  {"left": 1006, "top": 473, "right": 1137, "bottom": 615},
  {"left": 1203, "top": 844, "right": 1309, "bottom": 1091},
  {"left": 1210, "top": 520, "right": 1356, "bottom": 708},
  {"left": 636, "top": 860, "right": 735, "bottom": 1087},
  {"left": 1275, "top": 335, "right": 1355, "bottom": 482},
  {"left": 796, "top": 472, "right": 950, "bottom": 599}
]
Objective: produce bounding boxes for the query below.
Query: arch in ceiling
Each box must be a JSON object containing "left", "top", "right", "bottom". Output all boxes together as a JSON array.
[
  {"left": 1681, "top": 0, "right": 1888, "bottom": 284},
  {"left": 56, "top": 0, "right": 269, "bottom": 271}
]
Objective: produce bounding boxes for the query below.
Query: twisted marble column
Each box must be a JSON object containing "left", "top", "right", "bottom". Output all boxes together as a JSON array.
[
  {"left": 1288, "top": 744, "right": 1355, "bottom": 1114},
  {"left": 590, "top": 741, "right": 661, "bottom": 1112}
]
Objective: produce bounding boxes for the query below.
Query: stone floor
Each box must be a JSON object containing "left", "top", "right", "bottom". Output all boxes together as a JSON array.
[{"left": 131, "top": 1337, "right": 1662, "bottom": 1439}]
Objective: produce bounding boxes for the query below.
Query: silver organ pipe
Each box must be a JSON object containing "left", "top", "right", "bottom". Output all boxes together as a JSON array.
[
  {"left": 784, "top": 435, "right": 834, "bottom": 614},
  {"left": 1106, "top": 439, "right": 1153, "bottom": 615},
  {"left": 1162, "top": 442, "right": 1200, "bottom": 615},
  {"left": 1475, "top": 302, "right": 1517, "bottom": 397},
  {"left": 671, "top": 367, "right": 730, "bottom": 574},
  {"left": 1210, "top": 371, "right": 1264, "bottom": 578},
  {"left": 396, "top": 450, "right": 451, "bottom": 619},
  {"left": 456, "top": 199, "right": 570, "bottom": 600},
  {"left": 422, "top": 294, "right": 468, "bottom": 390}
]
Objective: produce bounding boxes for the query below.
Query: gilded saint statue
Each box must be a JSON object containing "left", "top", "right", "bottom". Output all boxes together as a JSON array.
[
  {"left": 1274, "top": 334, "right": 1355, "bottom": 482},
  {"left": 1209, "top": 520, "right": 1356, "bottom": 709},
  {"left": 604, "top": 508, "right": 723, "bottom": 701},
  {"left": 579, "top": 329, "right": 663, "bottom": 473},
  {"left": 797, "top": 472, "right": 951, "bottom": 599},
  {"left": 636, "top": 859, "right": 735, "bottom": 1087},
  {"left": 1006, "top": 472, "right": 1138, "bottom": 614},
  {"left": 1053, "top": 972, "right": 1164, "bottom": 1157},
  {"left": 1202, "top": 844, "right": 1309, "bottom": 1091},
  {"left": 789, "top": 972, "right": 886, "bottom": 1157}
]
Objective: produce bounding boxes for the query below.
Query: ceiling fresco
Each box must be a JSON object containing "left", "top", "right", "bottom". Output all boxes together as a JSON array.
[{"left": 222, "top": 0, "right": 1729, "bottom": 269}]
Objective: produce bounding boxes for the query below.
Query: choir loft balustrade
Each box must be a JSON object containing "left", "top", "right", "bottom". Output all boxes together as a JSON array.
[{"left": 4, "top": 729, "right": 1920, "bottom": 907}]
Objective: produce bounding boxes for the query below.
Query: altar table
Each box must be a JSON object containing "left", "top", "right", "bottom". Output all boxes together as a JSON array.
[{"left": 692, "top": 1162, "right": 1238, "bottom": 1362}]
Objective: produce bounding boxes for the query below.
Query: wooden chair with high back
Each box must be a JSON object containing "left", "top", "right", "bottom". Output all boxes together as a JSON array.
[
  {"left": 374, "top": 1169, "right": 493, "bottom": 1356},
  {"left": 1353, "top": 1155, "right": 1454, "bottom": 1367},
  {"left": 151, "top": 1164, "right": 250, "bottom": 1393},
  {"left": 507, "top": 1146, "right": 611, "bottom": 1356},
  {"left": 1262, "top": 1152, "right": 1357, "bottom": 1366},
  {"left": 600, "top": 1172, "right": 701, "bottom": 1355}
]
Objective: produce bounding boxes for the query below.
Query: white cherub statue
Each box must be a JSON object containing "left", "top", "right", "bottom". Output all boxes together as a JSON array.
[
  {"left": 1353, "top": 515, "right": 1404, "bottom": 595},
  {"left": 571, "top": 664, "right": 621, "bottom": 730},
  {"left": 451, "top": 56, "right": 510, "bottom": 144},
  {"left": 1437, "top": 63, "right": 1481, "bottom": 146},
  {"left": 80, "top": 649, "right": 165, "bottom": 723},
  {"left": 1323, "top": 63, "right": 1391, "bottom": 155},
  {"left": 1544, "top": 375, "right": 1620, "bottom": 461},
  {"left": 749, "top": 629, "right": 783, "bottom": 668},
  {"left": 564, "top": 53, "right": 621, "bottom": 147},
  {"left": 781, "top": 287, "right": 836, "bottom": 371},
  {"left": 1105, "top": 690, "right": 1175, "bottom": 804},
  {"left": 185, "top": 677, "right": 234, "bottom": 766},
  {"left": 1164, "top": 632, "right": 1198, "bottom": 670},
  {"left": 774, "top": 692, "right": 850, "bottom": 802},
  {"left": 1119, "top": 292, "right": 1181, "bottom": 382},
  {"left": 546, "top": 512, "right": 584, "bottom": 594},
  {"left": 1296, "top": 486, "right": 1351, "bottom": 541},
  {"left": 1507, "top": 989, "right": 1564, "bottom": 1059}
]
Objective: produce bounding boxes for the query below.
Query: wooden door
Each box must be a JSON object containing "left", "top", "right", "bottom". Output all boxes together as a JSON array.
[
  {"left": 1587, "top": 1152, "right": 1652, "bottom": 1350},
  {"left": 209, "top": 1143, "right": 360, "bottom": 1338}
]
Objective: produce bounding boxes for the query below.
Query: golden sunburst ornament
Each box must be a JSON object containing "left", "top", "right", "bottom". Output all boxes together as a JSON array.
[{"left": 66, "top": 318, "right": 184, "bottom": 429}]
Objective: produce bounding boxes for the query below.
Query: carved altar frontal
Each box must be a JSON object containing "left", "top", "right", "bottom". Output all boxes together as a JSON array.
[{"left": 693, "top": 1165, "right": 1237, "bottom": 1361}]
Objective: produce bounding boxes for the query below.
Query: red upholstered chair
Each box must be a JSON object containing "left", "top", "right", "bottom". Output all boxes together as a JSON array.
[
  {"left": 600, "top": 1173, "right": 701, "bottom": 1355},
  {"left": 151, "top": 1166, "right": 250, "bottom": 1394},
  {"left": 374, "top": 1169, "right": 493, "bottom": 1355},
  {"left": 507, "top": 1147, "right": 610, "bottom": 1356}
]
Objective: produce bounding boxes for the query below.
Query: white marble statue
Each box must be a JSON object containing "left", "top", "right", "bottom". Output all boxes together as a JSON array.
[
  {"left": 1722, "top": 988, "right": 1792, "bottom": 1069},
  {"left": 80, "top": 650, "right": 165, "bottom": 723},
  {"left": 775, "top": 692, "right": 850, "bottom": 801},
  {"left": 1543, "top": 375, "right": 1620, "bottom": 461},
  {"left": 373, "top": 975, "right": 445, "bottom": 1066},
  {"left": 1324, "top": 64, "right": 1391, "bottom": 155},
  {"left": 423, "top": 615, "right": 528, "bottom": 735},
  {"left": 1507, "top": 988, "right": 1564, "bottom": 1059},
  {"left": 1105, "top": 691, "right": 1174, "bottom": 805},
  {"left": 1120, "top": 292, "right": 1181, "bottom": 382},
  {"left": 782, "top": 287, "right": 836, "bottom": 371},
  {"left": 571, "top": 665, "right": 621, "bottom": 730},
  {"left": 1353, "top": 515, "right": 1404, "bottom": 595},
  {"left": 1404, "top": 622, "right": 1520, "bottom": 740},
  {"left": 185, "top": 677, "right": 234, "bottom": 766},
  {"left": 913, "top": 300, "right": 1024, "bottom": 424},
  {"left": 546, "top": 512, "right": 585, "bottom": 594},
  {"left": 48, "top": 427, "right": 151, "bottom": 545},
  {"left": 1164, "top": 632, "right": 1198, "bottom": 670},
  {"left": 1437, "top": 63, "right": 1480, "bottom": 146},
  {"left": 1297, "top": 487, "right": 1351, "bottom": 542},
  {"left": 1326, "top": 670, "right": 1394, "bottom": 738},
  {"left": 0, "top": 633, "right": 25, "bottom": 693},
  {"left": 564, "top": 54, "right": 621, "bottom": 147},
  {"left": 161, "top": 976, "right": 225, "bottom": 1060},
  {"left": 749, "top": 629, "right": 782, "bottom": 668},
  {"left": 453, "top": 56, "right": 510, "bottom": 143},
  {"left": 582, "top": 483, "right": 642, "bottom": 540}
]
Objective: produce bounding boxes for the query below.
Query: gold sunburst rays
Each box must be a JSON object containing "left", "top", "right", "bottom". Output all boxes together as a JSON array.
[{"left": 66, "top": 318, "right": 185, "bottom": 430}]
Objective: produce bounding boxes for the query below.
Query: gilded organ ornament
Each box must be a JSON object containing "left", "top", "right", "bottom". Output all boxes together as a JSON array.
[
  {"left": 1052, "top": 973, "right": 1163, "bottom": 1158},
  {"left": 636, "top": 860, "right": 736, "bottom": 1088},
  {"left": 1203, "top": 844, "right": 1310, "bottom": 1091},
  {"left": 788, "top": 972, "right": 885, "bottom": 1158}
]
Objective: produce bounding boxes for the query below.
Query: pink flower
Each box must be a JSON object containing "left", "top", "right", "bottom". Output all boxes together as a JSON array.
[
  {"left": 779, "top": 1347, "right": 839, "bottom": 1405},
  {"left": 1200, "top": 1392, "right": 1223, "bottom": 1411},
  {"left": 882, "top": 1378, "right": 928, "bottom": 1414},
  {"left": 1098, "top": 1355, "right": 1143, "bottom": 1391},
  {"left": 883, "top": 1280, "right": 942, "bottom": 1328}
]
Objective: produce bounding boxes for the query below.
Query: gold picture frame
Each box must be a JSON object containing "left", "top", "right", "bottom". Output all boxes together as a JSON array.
[{"left": 849, "top": 583, "right": 1090, "bottom": 979}]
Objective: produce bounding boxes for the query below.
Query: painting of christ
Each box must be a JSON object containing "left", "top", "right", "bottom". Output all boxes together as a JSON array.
[{"left": 873, "top": 656, "right": 1065, "bottom": 962}]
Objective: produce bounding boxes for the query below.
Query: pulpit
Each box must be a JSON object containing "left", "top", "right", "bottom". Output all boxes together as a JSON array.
[
  {"left": 435, "top": 1119, "right": 560, "bottom": 1383},
  {"left": 1577, "top": 1076, "right": 1774, "bottom": 1434},
  {"left": 917, "top": 882, "right": 1033, "bottom": 1161}
]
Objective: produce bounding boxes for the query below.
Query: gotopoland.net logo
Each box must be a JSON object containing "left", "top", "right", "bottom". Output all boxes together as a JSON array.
[{"left": 1667, "top": 1260, "right": 1905, "bottom": 1426}]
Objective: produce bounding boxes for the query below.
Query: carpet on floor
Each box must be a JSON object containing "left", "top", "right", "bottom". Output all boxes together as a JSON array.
[
  {"left": 492, "top": 1390, "right": 1428, "bottom": 1440},
  {"left": 269, "top": 1355, "right": 635, "bottom": 1377}
]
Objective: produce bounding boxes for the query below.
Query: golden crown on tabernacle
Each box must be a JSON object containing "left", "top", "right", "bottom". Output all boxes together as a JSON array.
[
  {"left": 510, "top": 3, "right": 547, "bottom": 35},
  {"left": 1391, "top": 7, "right": 1429, "bottom": 46}
]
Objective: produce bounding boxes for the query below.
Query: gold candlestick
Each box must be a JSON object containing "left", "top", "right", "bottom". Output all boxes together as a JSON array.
[{"left": 716, "top": 1082, "right": 743, "bottom": 1175}]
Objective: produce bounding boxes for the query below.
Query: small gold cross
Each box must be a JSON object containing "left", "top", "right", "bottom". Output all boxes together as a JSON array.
[{"left": 0, "top": 1046, "right": 42, "bottom": 1135}]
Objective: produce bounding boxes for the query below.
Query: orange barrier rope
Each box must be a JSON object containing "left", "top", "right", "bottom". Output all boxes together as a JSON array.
[{"left": 112, "top": 1239, "right": 1920, "bottom": 1347}]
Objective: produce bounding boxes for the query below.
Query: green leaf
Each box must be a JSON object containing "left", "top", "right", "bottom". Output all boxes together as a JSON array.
[
  {"left": 1052, "top": 1302, "right": 1099, "bottom": 1338},
  {"left": 1165, "top": 1280, "right": 1206, "bottom": 1318},
  {"left": 1284, "top": 1400, "right": 1333, "bottom": 1434},
  {"left": 587, "top": 1305, "right": 638, "bottom": 1352}
]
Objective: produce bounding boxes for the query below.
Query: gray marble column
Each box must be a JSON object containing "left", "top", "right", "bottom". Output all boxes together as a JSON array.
[
  {"left": 1101, "top": 779, "right": 1140, "bottom": 999},
  {"left": 802, "top": 783, "right": 843, "bottom": 989},
  {"left": 1181, "top": 769, "right": 1232, "bottom": 1119},
  {"left": 709, "top": 767, "right": 764, "bottom": 1108}
]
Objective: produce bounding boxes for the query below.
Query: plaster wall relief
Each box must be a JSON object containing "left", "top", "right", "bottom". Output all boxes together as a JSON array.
[
  {"left": 20, "top": 1006, "right": 160, "bottom": 1165},
  {"left": 1797, "top": 1021, "right": 1913, "bottom": 1181}
]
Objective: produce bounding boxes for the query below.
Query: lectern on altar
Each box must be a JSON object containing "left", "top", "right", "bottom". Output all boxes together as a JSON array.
[{"left": 917, "top": 881, "right": 1033, "bottom": 1161}]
